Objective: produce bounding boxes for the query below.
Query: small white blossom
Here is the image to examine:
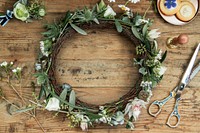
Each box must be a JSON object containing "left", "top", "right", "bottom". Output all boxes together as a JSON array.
[
  {"left": 10, "top": 62, "right": 13, "bottom": 65},
  {"left": 154, "top": 50, "right": 162, "bottom": 62},
  {"left": 129, "top": 0, "right": 140, "bottom": 3},
  {"left": 75, "top": 114, "right": 91, "bottom": 131},
  {"left": 148, "top": 29, "right": 161, "bottom": 41},
  {"left": 118, "top": 5, "right": 130, "bottom": 12},
  {"left": 0, "top": 61, "right": 8, "bottom": 67},
  {"left": 111, "top": 111, "right": 124, "bottom": 125},
  {"left": 40, "top": 41, "right": 49, "bottom": 57},
  {"left": 99, "top": 106, "right": 104, "bottom": 111},
  {"left": 155, "top": 65, "right": 167, "bottom": 76},
  {"left": 124, "top": 97, "right": 147, "bottom": 121},
  {"left": 45, "top": 97, "right": 60, "bottom": 111},
  {"left": 12, "top": 67, "right": 22, "bottom": 73},
  {"left": 35, "top": 63, "right": 42, "bottom": 71},
  {"left": 135, "top": 18, "right": 149, "bottom": 26},
  {"left": 104, "top": 5, "right": 116, "bottom": 17},
  {"left": 140, "top": 81, "right": 152, "bottom": 89},
  {"left": 108, "top": 0, "right": 115, "bottom": 2}
]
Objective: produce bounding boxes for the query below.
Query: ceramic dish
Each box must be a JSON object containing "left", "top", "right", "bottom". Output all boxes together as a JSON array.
[{"left": 157, "top": 0, "right": 199, "bottom": 25}]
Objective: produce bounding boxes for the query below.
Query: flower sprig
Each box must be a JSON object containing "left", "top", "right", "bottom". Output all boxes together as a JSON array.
[
  {"left": 32, "top": 0, "right": 167, "bottom": 131},
  {"left": 13, "top": 0, "right": 45, "bottom": 22}
]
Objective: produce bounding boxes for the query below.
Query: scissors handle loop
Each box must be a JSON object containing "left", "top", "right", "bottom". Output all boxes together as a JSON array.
[
  {"left": 148, "top": 91, "right": 174, "bottom": 117},
  {"left": 166, "top": 97, "right": 181, "bottom": 128}
]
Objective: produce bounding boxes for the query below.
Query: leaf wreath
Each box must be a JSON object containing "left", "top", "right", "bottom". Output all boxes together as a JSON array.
[{"left": 34, "top": 0, "right": 167, "bottom": 130}]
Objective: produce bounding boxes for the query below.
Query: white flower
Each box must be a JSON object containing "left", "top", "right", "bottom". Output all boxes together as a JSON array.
[
  {"left": 148, "top": 29, "right": 161, "bottom": 41},
  {"left": 99, "top": 106, "right": 104, "bottom": 110},
  {"left": 104, "top": 5, "right": 116, "bottom": 17},
  {"left": 155, "top": 50, "right": 162, "bottom": 61},
  {"left": 75, "top": 114, "right": 90, "bottom": 131},
  {"left": 118, "top": 5, "right": 130, "bottom": 12},
  {"left": 10, "top": 62, "right": 13, "bottom": 65},
  {"left": 155, "top": 65, "right": 167, "bottom": 76},
  {"left": 12, "top": 69, "right": 17, "bottom": 73},
  {"left": 99, "top": 116, "right": 107, "bottom": 123},
  {"left": 135, "top": 18, "right": 149, "bottom": 26},
  {"left": 111, "top": 111, "right": 124, "bottom": 125},
  {"left": 12, "top": 67, "right": 22, "bottom": 73},
  {"left": 129, "top": 0, "right": 140, "bottom": 3},
  {"left": 40, "top": 41, "right": 49, "bottom": 57},
  {"left": 13, "top": 3, "right": 29, "bottom": 21},
  {"left": 124, "top": 97, "right": 147, "bottom": 121},
  {"left": 45, "top": 97, "right": 60, "bottom": 111},
  {"left": 0, "top": 61, "right": 8, "bottom": 67},
  {"left": 108, "top": 0, "right": 115, "bottom": 2},
  {"left": 140, "top": 81, "right": 152, "bottom": 89},
  {"left": 35, "top": 63, "right": 42, "bottom": 71}
]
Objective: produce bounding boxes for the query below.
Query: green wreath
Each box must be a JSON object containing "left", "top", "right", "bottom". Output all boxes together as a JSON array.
[{"left": 34, "top": 0, "right": 167, "bottom": 130}]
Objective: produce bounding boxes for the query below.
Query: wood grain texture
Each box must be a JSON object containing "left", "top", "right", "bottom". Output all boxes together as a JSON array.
[{"left": 0, "top": 0, "right": 200, "bottom": 133}]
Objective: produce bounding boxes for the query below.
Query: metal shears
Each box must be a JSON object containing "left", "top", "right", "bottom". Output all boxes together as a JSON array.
[{"left": 148, "top": 44, "right": 200, "bottom": 128}]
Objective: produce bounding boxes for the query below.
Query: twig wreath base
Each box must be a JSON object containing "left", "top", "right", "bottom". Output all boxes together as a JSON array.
[
  {"left": 49, "top": 21, "right": 141, "bottom": 110},
  {"left": 35, "top": 0, "right": 167, "bottom": 130}
]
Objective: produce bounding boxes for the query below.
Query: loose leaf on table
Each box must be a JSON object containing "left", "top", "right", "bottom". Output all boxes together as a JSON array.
[
  {"left": 70, "top": 23, "right": 87, "bottom": 35},
  {"left": 60, "top": 89, "right": 68, "bottom": 101},
  {"left": 7, "top": 104, "right": 34, "bottom": 115},
  {"left": 69, "top": 90, "right": 76, "bottom": 111},
  {"left": 115, "top": 20, "right": 123, "bottom": 33}
]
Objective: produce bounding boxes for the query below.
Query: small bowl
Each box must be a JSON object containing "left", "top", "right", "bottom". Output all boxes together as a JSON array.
[{"left": 157, "top": 0, "right": 199, "bottom": 25}]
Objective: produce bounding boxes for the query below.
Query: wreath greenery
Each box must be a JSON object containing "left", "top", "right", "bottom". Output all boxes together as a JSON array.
[{"left": 34, "top": 0, "right": 167, "bottom": 130}]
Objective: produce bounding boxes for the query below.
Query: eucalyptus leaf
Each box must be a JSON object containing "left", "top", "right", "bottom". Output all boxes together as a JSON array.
[
  {"left": 93, "top": 18, "right": 100, "bottom": 24},
  {"left": 131, "top": 26, "right": 142, "bottom": 41},
  {"left": 34, "top": 73, "right": 48, "bottom": 85},
  {"left": 142, "top": 23, "right": 148, "bottom": 37},
  {"left": 139, "top": 67, "right": 147, "bottom": 75},
  {"left": 14, "top": 107, "right": 35, "bottom": 113},
  {"left": 38, "top": 85, "right": 45, "bottom": 100},
  {"left": 69, "top": 90, "right": 76, "bottom": 111},
  {"left": 115, "top": 20, "right": 123, "bottom": 33},
  {"left": 60, "top": 88, "right": 68, "bottom": 101},
  {"left": 7, "top": 104, "right": 18, "bottom": 115},
  {"left": 70, "top": 23, "right": 87, "bottom": 35}
]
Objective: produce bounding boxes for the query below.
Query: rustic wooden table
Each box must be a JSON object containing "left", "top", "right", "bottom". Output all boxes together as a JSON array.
[{"left": 0, "top": 0, "right": 200, "bottom": 133}]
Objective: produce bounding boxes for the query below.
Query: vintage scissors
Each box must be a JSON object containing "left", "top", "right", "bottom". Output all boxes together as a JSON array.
[{"left": 148, "top": 44, "right": 200, "bottom": 128}]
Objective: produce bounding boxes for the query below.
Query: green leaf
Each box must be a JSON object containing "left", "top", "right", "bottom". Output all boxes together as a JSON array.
[
  {"left": 60, "top": 89, "right": 68, "bottom": 101},
  {"left": 98, "top": 0, "right": 106, "bottom": 11},
  {"left": 115, "top": 20, "right": 123, "bottom": 33},
  {"left": 34, "top": 73, "right": 48, "bottom": 85},
  {"left": 131, "top": 26, "right": 142, "bottom": 41},
  {"left": 14, "top": 107, "right": 35, "bottom": 113},
  {"left": 93, "top": 18, "right": 100, "bottom": 24},
  {"left": 85, "top": 112, "right": 102, "bottom": 120},
  {"left": 142, "top": 23, "right": 148, "bottom": 37},
  {"left": 69, "top": 90, "right": 76, "bottom": 111},
  {"left": 70, "top": 23, "right": 87, "bottom": 35},
  {"left": 38, "top": 85, "right": 45, "bottom": 100},
  {"left": 139, "top": 67, "right": 147, "bottom": 75},
  {"left": 160, "top": 50, "right": 167, "bottom": 63},
  {"left": 63, "top": 11, "right": 73, "bottom": 24}
]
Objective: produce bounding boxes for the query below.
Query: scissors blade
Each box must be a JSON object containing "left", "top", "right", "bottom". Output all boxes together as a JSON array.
[
  {"left": 180, "top": 44, "right": 200, "bottom": 87},
  {"left": 188, "top": 62, "right": 200, "bottom": 83}
]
